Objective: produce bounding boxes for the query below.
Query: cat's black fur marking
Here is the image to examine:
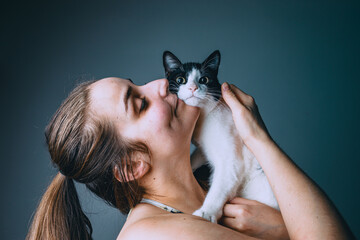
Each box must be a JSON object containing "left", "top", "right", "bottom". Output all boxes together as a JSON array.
[{"left": 163, "top": 50, "right": 222, "bottom": 101}]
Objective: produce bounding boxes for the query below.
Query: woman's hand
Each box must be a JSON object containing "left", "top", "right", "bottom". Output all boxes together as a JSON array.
[
  {"left": 220, "top": 197, "right": 289, "bottom": 240},
  {"left": 221, "top": 82, "right": 271, "bottom": 148}
]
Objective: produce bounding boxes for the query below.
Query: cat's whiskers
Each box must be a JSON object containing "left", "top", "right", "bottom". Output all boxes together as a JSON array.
[
  {"left": 206, "top": 90, "right": 222, "bottom": 97},
  {"left": 206, "top": 91, "right": 222, "bottom": 99},
  {"left": 203, "top": 94, "right": 228, "bottom": 109},
  {"left": 169, "top": 83, "right": 179, "bottom": 93},
  {"left": 202, "top": 95, "right": 220, "bottom": 105}
]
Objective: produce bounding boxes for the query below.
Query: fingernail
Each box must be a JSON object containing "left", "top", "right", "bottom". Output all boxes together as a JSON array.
[{"left": 222, "top": 82, "right": 230, "bottom": 91}]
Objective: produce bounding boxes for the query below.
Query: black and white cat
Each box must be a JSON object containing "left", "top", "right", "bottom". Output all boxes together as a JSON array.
[{"left": 163, "top": 50, "right": 278, "bottom": 223}]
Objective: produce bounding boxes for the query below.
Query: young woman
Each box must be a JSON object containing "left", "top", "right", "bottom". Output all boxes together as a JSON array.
[{"left": 27, "top": 77, "right": 354, "bottom": 240}]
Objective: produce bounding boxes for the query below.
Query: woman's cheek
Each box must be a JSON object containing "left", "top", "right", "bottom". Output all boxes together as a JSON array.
[{"left": 148, "top": 107, "right": 171, "bottom": 126}]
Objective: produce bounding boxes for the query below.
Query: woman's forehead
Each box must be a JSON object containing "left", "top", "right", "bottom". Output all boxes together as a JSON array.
[
  {"left": 91, "top": 78, "right": 124, "bottom": 96},
  {"left": 89, "top": 77, "right": 130, "bottom": 117}
]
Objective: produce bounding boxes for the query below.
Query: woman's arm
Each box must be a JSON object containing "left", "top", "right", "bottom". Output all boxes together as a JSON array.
[{"left": 221, "top": 82, "right": 355, "bottom": 240}]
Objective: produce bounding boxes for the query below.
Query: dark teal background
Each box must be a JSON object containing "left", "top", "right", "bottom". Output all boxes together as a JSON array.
[{"left": 2, "top": 0, "right": 359, "bottom": 239}]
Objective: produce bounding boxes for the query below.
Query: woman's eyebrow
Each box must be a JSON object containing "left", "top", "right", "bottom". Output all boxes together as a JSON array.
[{"left": 124, "top": 85, "right": 132, "bottom": 113}]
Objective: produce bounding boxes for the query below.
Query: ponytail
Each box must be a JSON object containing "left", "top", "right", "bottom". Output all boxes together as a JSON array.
[
  {"left": 28, "top": 79, "right": 149, "bottom": 238},
  {"left": 26, "top": 172, "right": 92, "bottom": 240}
]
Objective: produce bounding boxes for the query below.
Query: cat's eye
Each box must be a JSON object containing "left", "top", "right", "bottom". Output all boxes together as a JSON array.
[
  {"left": 199, "top": 77, "right": 209, "bottom": 84},
  {"left": 176, "top": 76, "right": 187, "bottom": 84}
]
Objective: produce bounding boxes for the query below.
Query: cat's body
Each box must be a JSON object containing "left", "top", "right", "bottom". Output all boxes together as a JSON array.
[{"left": 163, "top": 50, "right": 278, "bottom": 223}]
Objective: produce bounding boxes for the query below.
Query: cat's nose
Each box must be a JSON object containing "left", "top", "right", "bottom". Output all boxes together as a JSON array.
[{"left": 188, "top": 85, "right": 198, "bottom": 93}]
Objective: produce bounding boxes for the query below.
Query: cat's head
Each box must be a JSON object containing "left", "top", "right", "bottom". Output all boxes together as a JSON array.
[{"left": 163, "top": 50, "right": 221, "bottom": 107}]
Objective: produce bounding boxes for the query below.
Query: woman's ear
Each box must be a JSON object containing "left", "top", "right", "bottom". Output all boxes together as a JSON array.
[{"left": 113, "top": 152, "right": 150, "bottom": 182}]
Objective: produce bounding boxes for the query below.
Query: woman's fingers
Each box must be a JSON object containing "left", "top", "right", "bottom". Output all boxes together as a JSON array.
[
  {"left": 221, "top": 217, "right": 242, "bottom": 231},
  {"left": 223, "top": 198, "right": 261, "bottom": 218},
  {"left": 229, "top": 197, "right": 261, "bottom": 206},
  {"left": 221, "top": 82, "right": 255, "bottom": 108},
  {"left": 223, "top": 201, "right": 256, "bottom": 220},
  {"left": 229, "top": 84, "right": 255, "bottom": 107},
  {"left": 221, "top": 82, "right": 246, "bottom": 110},
  {"left": 223, "top": 203, "right": 239, "bottom": 218}
]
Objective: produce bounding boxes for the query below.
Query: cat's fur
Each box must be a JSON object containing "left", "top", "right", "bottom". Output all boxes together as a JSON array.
[{"left": 163, "top": 50, "right": 278, "bottom": 223}]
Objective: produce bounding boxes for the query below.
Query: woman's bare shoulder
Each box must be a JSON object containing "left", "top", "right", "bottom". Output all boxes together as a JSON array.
[{"left": 118, "top": 213, "right": 258, "bottom": 240}]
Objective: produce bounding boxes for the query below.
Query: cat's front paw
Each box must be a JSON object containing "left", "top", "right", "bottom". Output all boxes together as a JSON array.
[{"left": 193, "top": 208, "right": 221, "bottom": 223}]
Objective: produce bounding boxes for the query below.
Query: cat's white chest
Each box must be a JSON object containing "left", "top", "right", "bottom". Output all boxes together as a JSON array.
[{"left": 195, "top": 104, "right": 236, "bottom": 160}]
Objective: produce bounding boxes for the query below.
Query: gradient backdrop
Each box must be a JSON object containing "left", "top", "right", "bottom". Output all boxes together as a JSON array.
[{"left": 2, "top": 0, "right": 360, "bottom": 239}]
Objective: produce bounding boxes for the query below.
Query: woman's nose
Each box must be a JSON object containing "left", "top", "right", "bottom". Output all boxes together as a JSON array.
[
  {"left": 146, "top": 78, "right": 169, "bottom": 98},
  {"left": 158, "top": 79, "right": 169, "bottom": 97}
]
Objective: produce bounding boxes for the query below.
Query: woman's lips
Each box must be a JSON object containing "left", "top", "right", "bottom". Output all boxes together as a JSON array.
[
  {"left": 174, "top": 97, "right": 179, "bottom": 117},
  {"left": 175, "top": 97, "right": 184, "bottom": 117}
]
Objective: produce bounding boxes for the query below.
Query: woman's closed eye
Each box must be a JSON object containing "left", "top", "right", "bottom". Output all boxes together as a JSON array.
[{"left": 139, "top": 97, "right": 147, "bottom": 113}]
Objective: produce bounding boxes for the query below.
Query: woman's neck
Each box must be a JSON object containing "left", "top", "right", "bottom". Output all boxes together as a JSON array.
[{"left": 141, "top": 155, "right": 206, "bottom": 214}]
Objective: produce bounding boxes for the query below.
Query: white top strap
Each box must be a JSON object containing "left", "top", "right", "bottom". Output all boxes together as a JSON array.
[{"left": 140, "top": 198, "right": 183, "bottom": 213}]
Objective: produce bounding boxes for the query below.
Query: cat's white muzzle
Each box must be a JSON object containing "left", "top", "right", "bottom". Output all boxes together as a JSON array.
[{"left": 184, "top": 96, "right": 204, "bottom": 107}]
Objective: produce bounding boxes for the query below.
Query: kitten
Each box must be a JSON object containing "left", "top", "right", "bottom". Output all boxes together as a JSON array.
[{"left": 163, "top": 50, "right": 278, "bottom": 223}]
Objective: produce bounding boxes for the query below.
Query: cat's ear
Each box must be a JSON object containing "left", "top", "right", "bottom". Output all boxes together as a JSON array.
[
  {"left": 163, "top": 51, "right": 183, "bottom": 76},
  {"left": 202, "top": 50, "right": 221, "bottom": 74},
  {"left": 113, "top": 152, "right": 150, "bottom": 182}
]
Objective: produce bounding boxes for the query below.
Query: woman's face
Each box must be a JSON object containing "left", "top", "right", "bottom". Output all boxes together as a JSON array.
[{"left": 90, "top": 77, "right": 200, "bottom": 160}]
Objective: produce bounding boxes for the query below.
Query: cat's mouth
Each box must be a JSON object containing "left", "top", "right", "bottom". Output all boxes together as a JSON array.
[
  {"left": 182, "top": 96, "right": 203, "bottom": 107},
  {"left": 184, "top": 95, "right": 202, "bottom": 101}
]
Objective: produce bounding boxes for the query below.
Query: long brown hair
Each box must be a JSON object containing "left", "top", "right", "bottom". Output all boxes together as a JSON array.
[{"left": 26, "top": 80, "right": 149, "bottom": 240}]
